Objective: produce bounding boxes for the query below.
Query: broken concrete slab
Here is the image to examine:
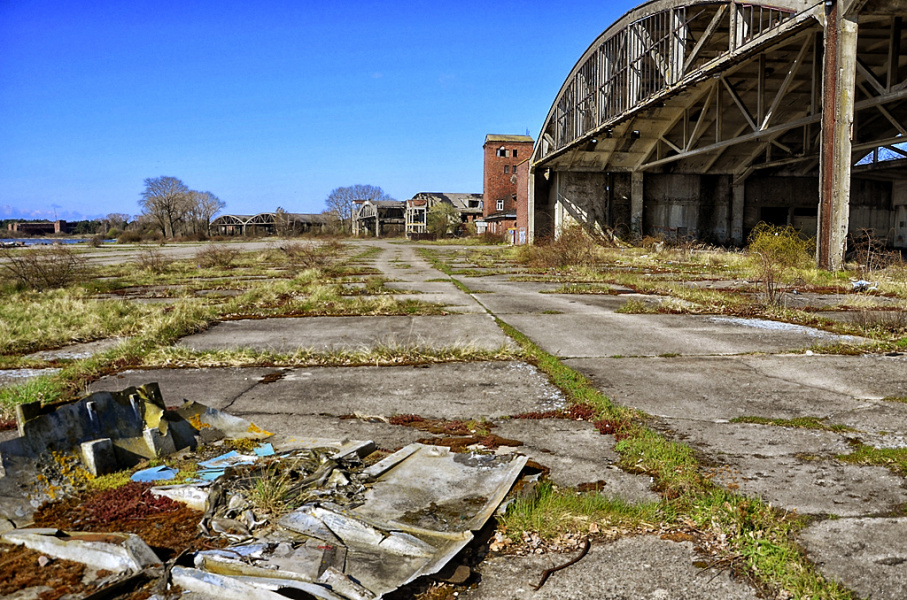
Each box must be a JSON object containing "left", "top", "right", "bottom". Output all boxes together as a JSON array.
[
  {"left": 0, "top": 368, "right": 61, "bottom": 391},
  {"left": 461, "top": 535, "right": 760, "bottom": 599},
  {"left": 177, "top": 314, "right": 515, "bottom": 353},
  {"left": 799, "top": 517, "right": 907, "bottom": 600},
  {"left": 89, "top": 362, "right": 568, "bottom": 422},
  {"left": 23, "top": 337, "right": 126, "bottom": 362},
  {"left": 0, "top": 384, "right": 271, "bottom": 525},
  {"left": 666, "top": 421, "right": 853, "bottom": 458},
  {"left": 1, "top": 528, "right": 162, "bottom": 573},
  {"left": 506, "top": 313, "right": 863, "bottom": 358}
]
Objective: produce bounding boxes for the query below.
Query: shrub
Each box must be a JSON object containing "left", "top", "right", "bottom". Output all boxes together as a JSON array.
[
  {"left": 195, "top": 245, "right": 240, "bottom": 269},
  {"left": 117, "top": 230, "right": 142, "bottom": 244},
  {"left": 134, "top": 248, "right": 172, "bottom": 274},
  {"left": 278, "top": 241, "right": 338, "bottom": 271},
  {"left": 521, "top": 225, "right": 600, "bottom": 269},
  {"left": 0, "top": 245, "right": 89, "bottom": 290},
  {"left": 747, "top": 222, "right": 814, "bottom": 305}
]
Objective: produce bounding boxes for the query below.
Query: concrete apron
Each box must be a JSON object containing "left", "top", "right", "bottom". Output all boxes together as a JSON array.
[{"left": 80, "top": 241, "right": 907, "bottom": 598}]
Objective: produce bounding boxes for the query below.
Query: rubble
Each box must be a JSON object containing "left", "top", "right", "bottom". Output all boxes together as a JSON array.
[{"left": 0, "top": 384, "right": 531, "bottom": 599}]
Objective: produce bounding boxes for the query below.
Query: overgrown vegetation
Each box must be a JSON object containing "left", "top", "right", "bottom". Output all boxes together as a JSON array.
[
  {"left": 0, "top": 241, "right": 455, "bottom": 421},
  {"left": 0, "top": 245, "right": 89, "bottom": 290},
  {"left": 747, "top": 223, "right": 815, "bottom": 306}
]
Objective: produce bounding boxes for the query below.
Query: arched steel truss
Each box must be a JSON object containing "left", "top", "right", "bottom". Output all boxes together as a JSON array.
[{"left": 531, "top": 0, "right": 907, "bottom": 267}]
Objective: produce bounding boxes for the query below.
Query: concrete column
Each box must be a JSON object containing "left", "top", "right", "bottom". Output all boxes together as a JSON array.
[
  {"left": 528, "top": 169, "right": 536, "bottom": 244},
  {"left": 631, "top": 171, "right": 644, "bottom": 237},
  {"left": 554, "top": 172, "right": 564, "bottom": 238},
  {"left": 817, "top": 2, "right": 857, "bottom": 270},
  {"left": 375, "top": 215, "right": 380, "bottom": 238},
  {"left": 731, "top": 181, "right": 745, "bottom": 245}
]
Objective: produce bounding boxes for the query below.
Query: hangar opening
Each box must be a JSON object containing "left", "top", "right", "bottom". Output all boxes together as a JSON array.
[{"left": 529, "top": 0, "right": 907, "bottom": 268}]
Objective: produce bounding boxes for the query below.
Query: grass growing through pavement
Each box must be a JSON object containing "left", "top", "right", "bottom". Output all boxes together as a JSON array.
[
  {"left": 503, "top": 481, "right": 665, "bottom": 538},
  {"left": 730, "top": 416, "right": 857, "bottom": 433},
  {"left": 142, "top": 343, "right": 520, "bottom": 369},
  {"left": 837, "top": 444, "right": 907, "bottom": 475},
  {"left": 495, "top": 315, "right": 855, "bottom": 600},
  {"left": 0, "top": 242, "right": 453, "bottom": 421}
]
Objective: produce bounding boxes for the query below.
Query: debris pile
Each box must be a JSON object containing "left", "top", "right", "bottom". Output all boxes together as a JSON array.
[{"left": 0, "top": 384, "right": 530, "bottom": 599}]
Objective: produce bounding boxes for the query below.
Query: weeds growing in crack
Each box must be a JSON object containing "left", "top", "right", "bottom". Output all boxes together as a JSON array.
[{"left": 730, "top": 416, "right": 857, "bottom": 433}]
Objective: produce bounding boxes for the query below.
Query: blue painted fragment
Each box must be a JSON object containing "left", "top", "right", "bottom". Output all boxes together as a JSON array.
[{"left": 131, "top": 465, "right": 178, "bottom": 482}]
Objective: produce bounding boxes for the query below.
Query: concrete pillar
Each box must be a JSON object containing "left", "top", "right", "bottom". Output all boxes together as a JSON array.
[
  {"left": 731, "top": 181, "right": 745, "bottom": 245},
  {"left": 528, "top": 170, "right": 536, "bottom": 244},
  {"left": 631, "top": 171, "right": 644, "bottom": 237},
  {"left": 817, "top": 2, "right": 857, "bottom": 270}
]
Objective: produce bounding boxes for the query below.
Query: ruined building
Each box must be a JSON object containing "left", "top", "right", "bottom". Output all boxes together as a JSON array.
[
  {"left": 483, "top": 134, "right": 534, "bottom": 238},
  {"left": 528, "top": 0, "right": 907, "bottom": 267}
]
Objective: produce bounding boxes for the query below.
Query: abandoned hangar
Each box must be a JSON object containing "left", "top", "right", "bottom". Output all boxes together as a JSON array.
[{"left": 528, "top": 0, "right": 907, "bottom": 268}]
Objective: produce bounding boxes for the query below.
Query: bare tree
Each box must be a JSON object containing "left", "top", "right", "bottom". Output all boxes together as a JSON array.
[
  {"left": 324, "top": 184, "right": 393, "bottom": 234},
  {"left": 105, "top": 213, "right": 130, "bottom": 231},
  {"left": 185, "top": 190, "right": 225, "bottom": 235},
  {"left": 139, "top": 176, "right": 190, "bottom": 238}
]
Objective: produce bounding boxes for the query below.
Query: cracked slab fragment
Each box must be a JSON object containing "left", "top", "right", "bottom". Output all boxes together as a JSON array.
[{"left": 800, "top": 517, "right": 907, "bottom": 600}]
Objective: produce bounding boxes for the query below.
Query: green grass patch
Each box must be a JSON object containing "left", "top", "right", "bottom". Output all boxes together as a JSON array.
[
  {"left": 837, "top": 444, "right": 907, "bottom": 475},
  {"left": 616, "top": 298, "right": 659, "bottom": 314},
  {"left": 882, "top": 396, "right": 907, "bottom": 403},
  {"left": 730, "top": 416, "right": 857, "bottom": 433},
  {"left": 501, "top": 481, "right": 664, "bottom": 538},
  {"left": 543, "top": 283, "right": 615, "bottom": 294}
]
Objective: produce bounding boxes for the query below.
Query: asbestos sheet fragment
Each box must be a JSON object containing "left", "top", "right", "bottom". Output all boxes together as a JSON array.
[
  {"left": 191, "top": 443, "right": 528, "bottom": 599},
  {"left": 1, "top": 528, "right": 162, "bottom": 573}
]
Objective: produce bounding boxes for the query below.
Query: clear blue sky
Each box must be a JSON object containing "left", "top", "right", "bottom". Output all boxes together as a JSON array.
[{"left": 0, "top": 0, "right": 635, "bottom": 221}]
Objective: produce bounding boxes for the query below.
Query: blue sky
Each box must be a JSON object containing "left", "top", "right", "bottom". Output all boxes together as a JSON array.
[{"left": 0, "top": 0, "right": 634, "bottom": 221}]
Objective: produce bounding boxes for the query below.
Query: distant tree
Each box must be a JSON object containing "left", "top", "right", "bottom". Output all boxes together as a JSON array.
[
  {"left": 185, "top": 190, "right": 225, "bottom": 235},
  {"left": 324, "top": 184, "right": 393, "bottom": 234},
  {"left": 274, "top": 206, "right": 294, "bottom": 237},
  {"left": 105, "top": 213, "right": 130, "bottom": 230},
  {"left": 426, "top": 202, "right": 461, "bottom": 236},
  {"left": 139, "top": 176, "right": 190, "bottom": 238}
]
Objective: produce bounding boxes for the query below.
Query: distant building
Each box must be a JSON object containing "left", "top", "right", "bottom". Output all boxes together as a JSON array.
[
  {"left": 210, "top": 213, "right": 331, "bottom": 236},
  {"left": 353, "top": 200, "right": 406, "bottom": 237},
  {"left": 482, "top": 134, "right": 534, "bottom": 241},
  {"left": 7, "top": 220, "right": 71, "bottom": 235},
  {"left": 405, "top": 192, "right": 483, "bottom": 238}
]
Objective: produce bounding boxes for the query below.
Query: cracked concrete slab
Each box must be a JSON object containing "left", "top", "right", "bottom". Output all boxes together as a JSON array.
[
  {"left": 712, "top": 456, "right": 907, "bottom": 516},
  {"left": 90, "top": 362, "right": 565, "bottom": 420},
  {"left": 493, "top": 419, "right": 658, "bottom": 502},
  {"left": 565, "top": 355, "right": 907, "bottom": 422},
  {"left": 667, "top": 420, "right": 853, "bottom": 457},
  {"left": 505, "top": 313, "right": 860, "bottom": 358},
  {"left": 178, "top": 314, "right": 514, "bottom": 353},
  {"left": 461, "top": 536, "right": 759, "bottom": 600},
  {"left": 799, "top": 517, "right": 907, "bottom": 600}
]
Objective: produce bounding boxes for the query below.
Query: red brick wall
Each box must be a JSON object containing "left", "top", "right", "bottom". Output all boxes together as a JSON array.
[{"left": 483, "top": 140, "right": 534, "bottom": 219}]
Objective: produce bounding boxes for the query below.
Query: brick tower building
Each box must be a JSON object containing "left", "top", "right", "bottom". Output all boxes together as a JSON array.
[{"left": 482, "top": 134, "right": 534, "bottom": 237}]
